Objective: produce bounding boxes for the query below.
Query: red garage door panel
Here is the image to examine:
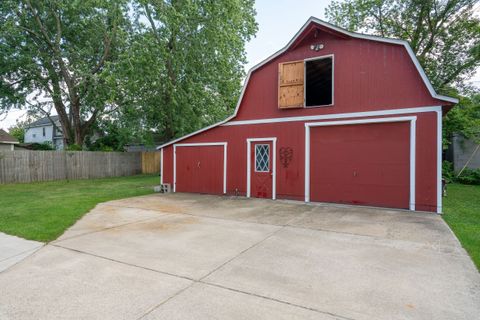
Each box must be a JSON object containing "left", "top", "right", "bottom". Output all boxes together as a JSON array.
[
  {"left": 310, "top": 122, "right": 410, "bottom": 209},
  {"left": 176, "top": 146, "right": 224, "bottom": 194}
]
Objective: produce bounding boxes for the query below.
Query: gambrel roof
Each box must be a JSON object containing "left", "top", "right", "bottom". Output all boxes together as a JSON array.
[{"left": 158, "top": 17, "right": 457, "bottom": 149}]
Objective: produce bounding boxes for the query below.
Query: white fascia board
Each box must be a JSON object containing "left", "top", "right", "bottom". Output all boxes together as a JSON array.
[
  {"left": 305, "top": 116, "right": 416, "bottom": 127},
  {"left": 225, "top": 106, "right": 441, "bottom": 126},
  {"left": 156, "top": 118, "right": 234, "bottom": 149},
  {"left": 174, "top": 142, "right": 227, "bottom": 147},
  {"left": 157, "top": 17, "right": 457, "bottom": 150}
]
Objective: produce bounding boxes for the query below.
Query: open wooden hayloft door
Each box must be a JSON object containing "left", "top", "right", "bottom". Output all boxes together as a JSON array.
[{"left": 278, "top": 61, "right": 304, "bottom": 109}]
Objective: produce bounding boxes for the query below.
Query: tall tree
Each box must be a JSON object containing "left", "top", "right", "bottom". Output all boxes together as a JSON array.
[
  {"left": 121, "top": 0, "right": 257, "bottom": 141},
  {"left": 8, "top": 120, "right": 28, "bottom": 143},
  {"left": 444, "top": 90, "right": 480, "bottom": 143},
  {"left": 325, "top": 0, "right": 480, "bottom": 93},
  {"left": 0, "top": 0, "right": 130, "bottom": 147}
]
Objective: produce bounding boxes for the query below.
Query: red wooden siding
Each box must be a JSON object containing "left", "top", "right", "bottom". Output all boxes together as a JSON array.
[
  {"left": 159, "top": 19, "right": 449, "bottom": 213},
  {"left": 309, "top": 122, "right": 410, "bottom": 209},
  {"left": 235, "top": 34, "right": 445, "bottom": 122},
  {"left": 175, "top": 145, "right": 224, "bottom": 194},
  {"left": 162, "top": 111, "right": 438, "bottom": 211}
]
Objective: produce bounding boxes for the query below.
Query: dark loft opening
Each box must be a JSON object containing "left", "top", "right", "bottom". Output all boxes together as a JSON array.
[{"left": 305, "top": 57, "right": 333, "bottom": 106}]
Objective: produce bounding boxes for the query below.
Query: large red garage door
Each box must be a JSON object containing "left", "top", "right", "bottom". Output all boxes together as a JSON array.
[
  {"left": 310, "top": 122, "right": 410, "bottom": 209},
  {"left": 175, "top": 145, "right": 225, "bottom": 194}
]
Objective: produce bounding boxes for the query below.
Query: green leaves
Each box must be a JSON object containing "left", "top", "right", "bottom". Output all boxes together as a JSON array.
[
  {"left": 0, "top": 0, "right": 257, "bottom": 146},
  {"left": 119, "top": 0, "right": 257, "bottom": 142},
  {"left": 0, "top": 0, "right": 131, "bottom": 145},
  {"left": 325, "top": 0, "right": 480, "bottom": 92},
  {"left": 444, "top": 91, "right": 480, "bottom": 145}
]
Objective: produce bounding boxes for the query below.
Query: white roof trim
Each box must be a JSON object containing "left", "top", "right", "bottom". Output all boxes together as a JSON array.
[
  {"left": 0, "top": 141, "right": 20, "bottom": 144},
  {"left": 157, "top": 17, "right": 457, "bottom": 149}
]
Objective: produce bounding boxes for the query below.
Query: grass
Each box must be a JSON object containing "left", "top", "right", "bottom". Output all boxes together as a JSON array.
[
  {"left": 0, "top": 175, "right": 160, "bottom": 242},
  {"left": 1, "top": 174, "right": 478, "bottom": 270},
  {"left": 443, "top": 183, "right": 480, "bottom": 270}
]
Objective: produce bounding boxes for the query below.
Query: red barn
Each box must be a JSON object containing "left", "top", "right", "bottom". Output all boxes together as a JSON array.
[{"left": 158, "top": 17, "right": 457, "bottom": 213}]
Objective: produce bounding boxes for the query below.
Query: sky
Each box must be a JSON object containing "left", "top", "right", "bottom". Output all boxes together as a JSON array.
[{"left": 1, "top": 0, "right": 478, "bottom": 131}]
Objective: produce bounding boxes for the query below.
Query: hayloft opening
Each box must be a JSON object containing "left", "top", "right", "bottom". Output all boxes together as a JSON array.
[{"left": 305, "top": 57, "right": 333, "bottom": 106}]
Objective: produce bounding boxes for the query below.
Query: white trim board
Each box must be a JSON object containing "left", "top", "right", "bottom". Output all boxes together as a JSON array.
[
  {"left": 157, "top": 17, "right": 456, "bottom": 150},
  {"left": 224, "top": 106, "right": 440, "bottom": 126},
  {"left": 160, "top": 148, "right": 164, "bottom": 185},
  {"left": 246, "top": 138, "right": 277, "bottom": 200},
  {"left": 436, "top": 111, "right": 443, "bottom": 214},
  {"left": 304, "top": 116, "right": 417, "bottom": 211},
  {"left": 173, "top": 142, "right": 227, "bottom": 194}
]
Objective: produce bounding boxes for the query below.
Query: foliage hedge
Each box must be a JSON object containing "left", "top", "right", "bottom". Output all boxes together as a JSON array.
[{"left": 443, "top": 161, "right": 480, "bottom": 185}]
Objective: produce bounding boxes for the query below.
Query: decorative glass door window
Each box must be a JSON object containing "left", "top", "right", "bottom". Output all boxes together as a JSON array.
[{"left": 255, "top": 144, "right": 270, "bottom": 172}]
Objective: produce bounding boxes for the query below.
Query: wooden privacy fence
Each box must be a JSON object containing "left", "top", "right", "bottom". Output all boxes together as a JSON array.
[
  {"left": 0, "top": 150, "right": 143, "bottom": 184},
  {"left": 141, "top": 151, "right": 161, "bottom": 174}
]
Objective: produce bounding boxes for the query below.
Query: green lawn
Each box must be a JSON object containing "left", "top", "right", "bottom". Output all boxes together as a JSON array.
[
  {"left": 443, "top": 183, "right": 480, "bottom": 270},
  {"left": 0, "top": 175, "right": 159, "bottom": 242},
  {"left": 1, "top": 175, "right": 479, "bottom": 270}
]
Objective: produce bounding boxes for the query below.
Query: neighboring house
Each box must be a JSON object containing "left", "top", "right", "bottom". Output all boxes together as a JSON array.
[
  {"left": 0, "top": 129, "right": 19, "bottom": 150},
  {"left": 158, "top": 17, "right": 458, "bottom": 213},
  {"left": 446, "top": 134, "right": 480, "bottom": 172},
  {"left": 24, "top": 116, "right": 64, "bottom": 150}
]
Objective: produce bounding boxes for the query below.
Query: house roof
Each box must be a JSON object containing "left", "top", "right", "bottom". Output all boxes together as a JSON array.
[
  {"left": 0, "top": 129, "right": 19, "bottom": 144},
  {"left": 28, "top": 115, "right": 60, "bottom": 128},
  {"left": 157, "top": 16, "right": 458, "bottom": 150}
]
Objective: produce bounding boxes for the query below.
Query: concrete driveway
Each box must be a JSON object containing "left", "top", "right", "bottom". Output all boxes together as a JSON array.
[{"left": 0, "top": 194, "right": 479, "bottom": 320}]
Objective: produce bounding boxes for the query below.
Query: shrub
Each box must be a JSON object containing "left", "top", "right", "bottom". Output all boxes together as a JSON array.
[
  {"left": 456, "top": 167, "right": 480, "bottom": 185},
  {"left": 30, "top": 142, "right": 55, "bottom": 150},
  {"left": 443, "top": 161, "right": 455, "bottom": 183},
  {"left": 444, "top": 160, "right": 480, "bottom": 185},
  {"left": 66, "top": 144, "right": 82, "bottom": 151}
]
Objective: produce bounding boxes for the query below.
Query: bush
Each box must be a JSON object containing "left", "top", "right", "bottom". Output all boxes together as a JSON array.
[
  {"left": 456, "top": 167, "right": 480, "bottom": 185},
  {"left": 66, "top": 144, "right": 82, "bottom": 151},
  {"left": 29, "top": 142, "right": 55, "bottom": 150},
  {"left": 444, "top": 160, "right": 480, "bottom": 185},
  {"left": 443, "top": 161, "right": 455, "bottom": 183}
]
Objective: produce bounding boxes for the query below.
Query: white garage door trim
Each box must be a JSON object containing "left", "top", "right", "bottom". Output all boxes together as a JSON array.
[
  {"left": 304, "top": 116, "right": 417, "bottom": 211},
  {"left": 173, "top": 142, "right": 228, "bottom": 194}
]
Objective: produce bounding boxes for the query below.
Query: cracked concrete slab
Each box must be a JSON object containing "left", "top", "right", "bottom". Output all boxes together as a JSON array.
[
  {"left": 143, "top": 283, "right": 340, "bottom": 320},
  {"left": 55, "top": 214, "right": 280, "bottom": 280},
  {"left": 287, "top": 204, "right": 460, "bottom": 246},
  {"left": 203, "top": 226, "right": 480, "bottom": 320},
  {"left": 1, "top": 193, "right": 479, "bottom": 320},
  {"left": 56, "top": 203, "right": 169, "bottom": 241},
  {"left": 0, "top": 232, "right": 43, "bottom": 273},
  {"left": 0, "top": 246, "right": 191, "bottom": 320}
]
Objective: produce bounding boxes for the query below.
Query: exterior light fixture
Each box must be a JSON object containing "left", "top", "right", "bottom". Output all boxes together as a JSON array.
[{"left": 310, "top": 43, "right": 324, "bottom": 51}]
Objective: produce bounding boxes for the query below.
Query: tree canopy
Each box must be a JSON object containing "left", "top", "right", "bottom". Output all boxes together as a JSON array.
[
  {"left": 122, "top": 0, "right": 257, "bottom": 142},
  {"left": 0, "top": 0, "right": 131, "bottom": 147},
  {"left": 0, "top": 0, "right": 257, "bottom": 147}
]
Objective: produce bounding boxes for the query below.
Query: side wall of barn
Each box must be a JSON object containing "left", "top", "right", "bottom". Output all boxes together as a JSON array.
[{"left": 161, "top": 110, "right": 440, "bottom": 212}]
